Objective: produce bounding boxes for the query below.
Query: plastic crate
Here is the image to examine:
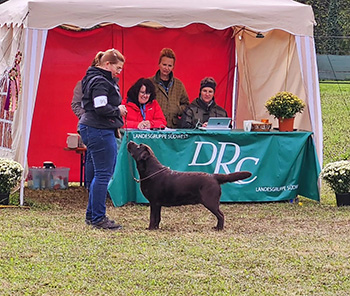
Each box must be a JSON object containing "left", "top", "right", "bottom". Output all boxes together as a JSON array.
[{"left": 27, "top": 167, "right": 70, "bottom": 189}]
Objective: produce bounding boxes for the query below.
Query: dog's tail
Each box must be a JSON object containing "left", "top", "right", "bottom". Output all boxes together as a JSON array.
[{"left": 213, "top": 171, "right": 252, "bottom": 185}]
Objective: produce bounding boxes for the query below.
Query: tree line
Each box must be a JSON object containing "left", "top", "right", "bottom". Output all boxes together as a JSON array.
[{"left": 296, "top": 0, "right": 350, "bottom": 55}]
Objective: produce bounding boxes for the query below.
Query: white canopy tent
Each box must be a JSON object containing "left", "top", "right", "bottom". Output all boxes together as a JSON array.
[
  {"left": 0, "top": 0, "right": 322, "bottom": 205},
  {"left": 1, "top": 0, "right": 315, "bottom": 33}
]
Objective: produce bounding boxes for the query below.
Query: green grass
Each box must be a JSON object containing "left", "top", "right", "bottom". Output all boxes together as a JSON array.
[
  {"left": 1, "top": 82, "right": 350, "bottom": 295},
  {"left": 320, "top": 82, "right": 350, "bottom": 164},
  {"left": 1, "top": 194, "right": 350, "bottom": 296}
]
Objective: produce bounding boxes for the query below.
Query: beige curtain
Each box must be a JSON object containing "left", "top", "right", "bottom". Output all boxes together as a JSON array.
[
  {"left": 235, "top": 29, "right": 310, "bottom": 129},
  {"left": 234, "top": 29, "right": 322, "bottom": 165}
]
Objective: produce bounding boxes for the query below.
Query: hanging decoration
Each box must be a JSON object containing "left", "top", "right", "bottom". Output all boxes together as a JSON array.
[{"left": 4, "top": 51, "right": 22, "bottom": 112}]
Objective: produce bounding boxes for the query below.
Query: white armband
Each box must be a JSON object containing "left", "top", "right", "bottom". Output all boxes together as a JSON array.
[{"left": 93, "top": 95, "right": 108, "bottom": 108}]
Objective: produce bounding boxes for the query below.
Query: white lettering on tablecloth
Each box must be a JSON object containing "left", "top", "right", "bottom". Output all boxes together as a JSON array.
[
  {"left": 132, "top": 133, "right": 189, "bottom": 140},
  {"left": 188, "top": 141, "right": 259, "bottom": 184},
  {"left": 256, "top": 184, "right": 299, "bottom": 192},
  {"left": 133, "top": 133, "right": 167, "bottom": 139}
]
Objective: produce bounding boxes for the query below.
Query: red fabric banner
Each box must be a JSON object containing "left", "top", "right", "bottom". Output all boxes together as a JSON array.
[{"left": 28, "top": 24, "right": 235, "bottom": 182}]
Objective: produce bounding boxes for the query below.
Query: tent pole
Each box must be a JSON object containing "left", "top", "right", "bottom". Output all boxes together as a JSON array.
[
  {"left": 20, "top": 178, "right": 24, "bottom": 206},
  {"left": 232, "top": 44, "right": 238, "bottom": 129}
]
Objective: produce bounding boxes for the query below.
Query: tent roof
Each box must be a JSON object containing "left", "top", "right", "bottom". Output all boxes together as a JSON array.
[{"left": 0, "top": 0, "right": 315, "bottom": 36}]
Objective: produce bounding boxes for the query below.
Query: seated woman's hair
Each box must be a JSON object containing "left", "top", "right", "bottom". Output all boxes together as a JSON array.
[{"left": 127, "top": 78, "right": 156, "bottom": 106}]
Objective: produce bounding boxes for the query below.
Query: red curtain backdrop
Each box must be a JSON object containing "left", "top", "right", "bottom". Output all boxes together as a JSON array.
[{"left": 28, "top": 24, "right": 235, "bottom": 182}]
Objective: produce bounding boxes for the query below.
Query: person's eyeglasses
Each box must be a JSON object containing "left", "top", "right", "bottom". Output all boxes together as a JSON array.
[
  {"left": 139, "top": 91, "right": 151, "bottom": 96},
  {"left": 115, "top": 66, "right": 123, "bottom": 72},
  {"left": 111, "top": 63, "right": 123, "bottom": 72}
]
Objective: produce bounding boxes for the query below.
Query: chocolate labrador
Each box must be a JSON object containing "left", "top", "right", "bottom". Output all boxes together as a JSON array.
[{"left": 127, "top": 141, "right": 252, "bottom": 230}]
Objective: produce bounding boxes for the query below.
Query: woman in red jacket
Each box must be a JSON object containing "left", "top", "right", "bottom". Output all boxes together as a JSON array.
[{"left": 123, "top": 78, "right": 167, "bottom": 129}]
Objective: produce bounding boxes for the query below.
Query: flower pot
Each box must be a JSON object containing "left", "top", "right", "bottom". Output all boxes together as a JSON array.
[
  {"left": 278, "top": 117, "right": 295, "bottom": 132},
  {"left": 0, "top": 192, "right": 9, "bottom": 205},
  {"left": 335, "top": 192, "right": 350, "bottom": 207}
]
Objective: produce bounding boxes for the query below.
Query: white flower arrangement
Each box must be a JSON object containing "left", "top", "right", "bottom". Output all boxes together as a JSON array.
[
  {"left": 320, "top": 160, "right": 350, "bottom": 194},
  {"left": 0, "top": 158, "right": 23, "bottom": 193}
]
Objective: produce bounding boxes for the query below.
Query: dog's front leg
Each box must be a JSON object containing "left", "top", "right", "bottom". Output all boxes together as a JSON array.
[{"left": 149, "top": 204, "right": 161, "bottom": 230}]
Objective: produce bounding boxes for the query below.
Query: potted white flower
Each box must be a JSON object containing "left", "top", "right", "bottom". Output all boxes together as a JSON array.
[
  {"left": 320, "top": 160, "right": 350, "bottom": 206},
  {"left": 0, "top": 157, "right": 23, "bottom": 205}
]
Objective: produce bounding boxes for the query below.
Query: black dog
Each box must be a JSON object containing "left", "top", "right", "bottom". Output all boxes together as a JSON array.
[{"left": 127, "top": 141, "right": 252, "bottom": 230}]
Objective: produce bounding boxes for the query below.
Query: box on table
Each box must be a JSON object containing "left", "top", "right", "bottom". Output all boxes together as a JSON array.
[
  {"left": 66, "top": 133, "right": 83, "bottom": 148},
  {"left": 27, "top": 167, "right": 70, "bottom": 189}
]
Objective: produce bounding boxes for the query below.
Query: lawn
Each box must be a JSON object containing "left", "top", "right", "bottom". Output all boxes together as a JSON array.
[
  {"left": 1, "top": 82, "right": 350, "bottom": 296},
  {"left": 321, "top": 82, "right": 350, "bottom": 164}
]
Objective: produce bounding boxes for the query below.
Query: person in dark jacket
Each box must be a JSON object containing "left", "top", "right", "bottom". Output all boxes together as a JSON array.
[
  {"left": 71, "top": 80, "right": 85, "bottom": 120},
  {"left": 180, "top": 77, "right": 228, "bottom": 129},
  {"left": 79, "top": 49, "right": 127, "bottom": 230},
  {"left": 71, "top": 58, "right": 99, "bottom": 122}
]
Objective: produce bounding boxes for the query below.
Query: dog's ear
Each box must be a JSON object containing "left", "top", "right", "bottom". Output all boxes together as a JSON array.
[{"left": 137, "top": 149, "right": 151, "bottom": 161}]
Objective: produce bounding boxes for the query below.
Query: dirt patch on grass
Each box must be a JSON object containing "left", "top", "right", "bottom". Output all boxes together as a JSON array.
[{"left": 24, "top": 186, "right": 91, "bottom": 210}]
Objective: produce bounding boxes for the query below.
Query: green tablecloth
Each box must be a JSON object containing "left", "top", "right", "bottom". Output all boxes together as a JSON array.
[{"left": 108, "top": 130, "right": 320, "bottom": 206}]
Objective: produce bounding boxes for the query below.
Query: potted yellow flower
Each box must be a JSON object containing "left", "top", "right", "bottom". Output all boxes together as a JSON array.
[
  {"left": 320, "top": 160, "right": 350, "bottom": 206},
  {"left": 0, "top": 157, "right": 23, "bottom": 205},
  {"left": 265, "top": 91, "right": 306, "bottom": 131}
]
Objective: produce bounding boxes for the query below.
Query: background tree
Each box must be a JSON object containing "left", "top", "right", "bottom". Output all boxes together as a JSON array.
[{"left": 296, "top": 0, "right": 350, "bottom": 55}]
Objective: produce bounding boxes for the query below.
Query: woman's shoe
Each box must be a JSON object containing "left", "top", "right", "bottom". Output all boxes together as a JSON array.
[{"left": 92, "top": 216, "right": 122, "bottom": 230}]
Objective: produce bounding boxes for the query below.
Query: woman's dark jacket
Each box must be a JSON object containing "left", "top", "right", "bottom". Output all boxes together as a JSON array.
[
  {"left": 79, "top": 66, "right": 124, "bottom": 129},
  {"left": 180, "top": 97, "right": 228, "bottom": 128}
]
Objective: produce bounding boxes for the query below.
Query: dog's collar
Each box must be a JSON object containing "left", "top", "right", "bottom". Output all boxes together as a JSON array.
[{"left": 133, "top": 166, "right": 169, "bottom": 183}]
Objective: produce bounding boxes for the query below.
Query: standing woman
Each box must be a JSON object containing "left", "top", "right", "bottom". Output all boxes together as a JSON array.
[
  {"left": 122, "top": 78, "right": 167, "bottom": 129},
  {"left": 150, "top": 48, "right": 189, "bottom": 128},
  {"left": 79, "top": 49, "right": 127, "bottom": 230}
]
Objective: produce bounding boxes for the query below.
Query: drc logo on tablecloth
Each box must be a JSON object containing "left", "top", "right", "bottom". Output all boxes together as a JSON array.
[{"left": 188, "top": 141, "right": 258, "bottom": 184}]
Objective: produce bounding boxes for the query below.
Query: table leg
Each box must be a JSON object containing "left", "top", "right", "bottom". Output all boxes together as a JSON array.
[{"left": 80, "top": 152, "right": 84, "bottom": 187}]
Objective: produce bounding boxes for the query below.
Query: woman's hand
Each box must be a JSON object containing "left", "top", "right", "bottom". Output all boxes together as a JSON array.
[
  {"left": 138, "top": 120, "right": 151, "bottom": 129},
  {"left": 118, "top": 105, "right": 128, "bottom": 117}
]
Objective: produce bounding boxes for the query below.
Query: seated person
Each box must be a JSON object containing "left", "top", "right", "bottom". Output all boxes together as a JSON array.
[
  {"left": 123, "top": 78, "right": 167, "bottom": 129},
  {"left": 180, "top": 77, "right": 228, "bottom": 128}
]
